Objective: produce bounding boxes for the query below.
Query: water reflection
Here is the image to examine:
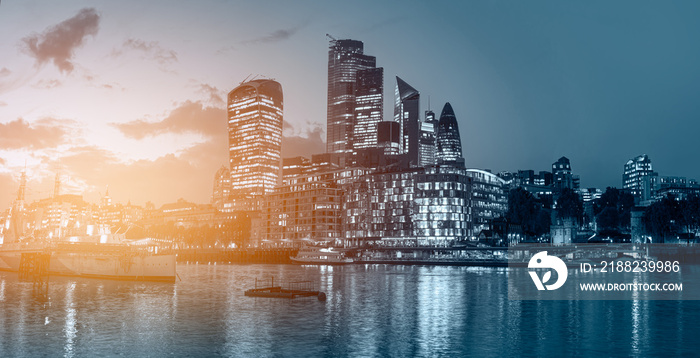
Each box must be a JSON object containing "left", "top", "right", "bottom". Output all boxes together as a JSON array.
[{"left": 0, "top": 266, "right": 699, "bottom": 357}]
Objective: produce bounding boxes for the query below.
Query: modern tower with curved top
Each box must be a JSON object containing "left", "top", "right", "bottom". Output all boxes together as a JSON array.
[
  {"left": 436, "top": 102, "right": 464, "bottom": 167},
  {"left": 227, "top": 79, "right": 283, "bottom": 200}
]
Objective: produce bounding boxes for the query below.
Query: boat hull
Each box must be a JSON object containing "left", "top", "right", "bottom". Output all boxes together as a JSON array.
[{"left": 0, "top": 248, "right": 176, "bottom": 283}]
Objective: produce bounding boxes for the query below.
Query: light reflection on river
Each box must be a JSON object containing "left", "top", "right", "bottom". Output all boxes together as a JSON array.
[{"left": 0, "top": 264, "right": 698, "bottom": 357}]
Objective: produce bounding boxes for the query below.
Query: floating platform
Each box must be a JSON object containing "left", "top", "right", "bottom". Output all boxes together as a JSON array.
[{"left": 244, "top": 278, "right": 326, "bottom": 300}]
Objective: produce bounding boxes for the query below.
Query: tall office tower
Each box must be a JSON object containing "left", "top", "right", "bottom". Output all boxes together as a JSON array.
[
  {"left": 228, "top": 79, "right": 283, "bottom": 199},
  {"left": 394, "top": 77, "right": 420, "bottom": 166},
  {"left": 419, "top": 110, "right": 437, "bottom": 167},
  {"left": 435, "top": 102, "right": 464, "bottom": 167},
  {"left": 327, "top": 38, "right": 377, "bottom": 166},
  {"left": 623, "top": 154, "right": 655, "bottom": 201},
  {"left": 352, "top": 67, "right": 384, "bottom": 159}
]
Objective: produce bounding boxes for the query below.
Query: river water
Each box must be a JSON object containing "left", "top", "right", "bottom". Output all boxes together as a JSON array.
[{"left": 1, "top": 264, "right": 698, "bottom": 357}]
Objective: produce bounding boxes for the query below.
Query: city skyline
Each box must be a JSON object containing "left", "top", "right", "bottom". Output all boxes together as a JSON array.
[{"left": 2, "top": 1, "right": 700, "bottom": 209}]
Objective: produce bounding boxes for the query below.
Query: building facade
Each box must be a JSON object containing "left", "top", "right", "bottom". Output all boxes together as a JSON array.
[
  {"left": 227, "top": 79, "right": 283, "bottom": 203},
  {"left": 623, "top": 154, "right": 655, "bottom": 202},
  {"left": 394, "top": 77, "right": 421, "bottom": 166},
  {"left": 419, "top": 110, "right": 438, "bottom": 167},
  {"left": 327, "top": 39, "right": 377, "bottom": 165},
  {"left": 352, "top": 67, "right": 384, "bottom": 162},
  {"left": 435, "top": 102, "right": 464, "bottom": 167}
]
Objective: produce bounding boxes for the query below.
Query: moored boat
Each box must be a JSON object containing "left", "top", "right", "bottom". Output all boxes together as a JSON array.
[
  {"left": 0, "top": 234, "right": 176, "bottom": 283},
  {"left": 290, "top": 246, "right": 353, "bottom": 264}
]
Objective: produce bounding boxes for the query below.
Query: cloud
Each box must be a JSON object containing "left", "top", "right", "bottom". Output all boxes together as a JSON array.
[
  {"left": 281, "top": 124, "right": 326, "bottom": 159},
  {"left": 240, "top": 24, "right": 305, "bottom": 45},
  {"left": 0, "top": 118, "right": 76, "bottom": 149},
  {"left": 198, "top": 83, "right": 224, "bottom": 105},
  {"left": 42, "top": 144, "right": 225, "bottom": 207},
  {"left": 0, "top": 101, "right": 7, "bottom": 107},
  {"left": 112, "top": 101, "right": 226, "bottom": 140},
  {"left": 0, "top": 68, "right": 10, "bottom": 77},
  {"left": 33, "top": 79, "right": 63, "bottom": 89},
  {"left": 20, "top": 8, "right": 100, "bottom": 73},
  {"left": 113, "top": 38, "right": 178, "bottom": 65}
]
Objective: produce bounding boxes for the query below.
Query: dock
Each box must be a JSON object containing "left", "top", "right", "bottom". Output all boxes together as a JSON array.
[{"left": 244, "top": 277, "right": 326, "bottom": 300}]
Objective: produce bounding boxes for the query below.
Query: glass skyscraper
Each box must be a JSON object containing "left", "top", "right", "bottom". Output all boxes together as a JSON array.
[
  {"left": 435, "top": 102, "right": 464, "bottom": 166},
  {"left": 394, "top": 76, "right": 420, "bottom": 166},
  {"left": 419, "top": 110, "right": 438, "bottom": 167},
  {"left": 352, "top": 67, "right": 384, "bottom": 158},
  {"left": 327, "top": 39, "right": 377, "bottom": 166},
  {"left": 227, "top": 79, "right": 283, "bottom": 199}
]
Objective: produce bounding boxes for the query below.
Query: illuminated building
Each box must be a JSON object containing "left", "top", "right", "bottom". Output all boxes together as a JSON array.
[
  {"left": 327, "top": 38, "right": 377, "bottom": 166},
  {"left": 435, "top": 102, "right": 464, "bottom": 167},
  {"left": 419, "top": 110, "right": 438, "bottom": 167},
  {"left": 227, "top": 79, "right": 283, "bottom": 205},
  {"left": 343, "top": 165, "right": 474, "bottom": 245},
  {"left": 282, "top": 154, "right": 340, "bottom": 186},
  {"left": 622, "top": 154, "right": 654, "bottom": 201},
  {"left": 651, "top": 176, "right": 700, "bottom": 201},
  {"left": 352, "top": 67, "right": 383, "bottom": 162},
  {"left": 394, "top": 77, "right": 421, "bottom": 166},
  {"left": 211, "top": 166, "right": 231, "bottom": 210},
  {"left": 465, "top": 169, "right": 508, "bottom": 238},
  {"left": 552, "top": 156, "right": 579, "bottom": 191},
  {"left": 414, "top": 166, "right": 472, "bottom": 243},
  {"left": 263, "top": 176, "right": 342, "bottom": 243},
  {"left": 378, "top": 121, "right": 401, "bottom": 156},
  {"left": 265, "top": 167, "right": 369, "bottom": 244}
]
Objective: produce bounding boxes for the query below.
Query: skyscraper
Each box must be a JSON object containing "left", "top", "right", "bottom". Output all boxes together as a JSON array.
[
  {"left": 394, "top": 76, "right": 420, "bottom": 166},
  {"left": 227, "top": 79, "right": 283, "bottom": 200},
  {"left": 419, "top": 110, "right": 437, "bottom": 167},
  {"left": 435, "top": 102, "right": 464, "bottom": 166},
  {"left": 623, "top": 154, "right": 655, "bottom": 201},
  {"left": 352, "top": 67, "right": 384, "bottom": 158},
  {"left": 327, "top": 38, "right": 377, "bottom": 165}
]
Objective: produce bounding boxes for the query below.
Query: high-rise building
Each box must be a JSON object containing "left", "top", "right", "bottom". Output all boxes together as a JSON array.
[
  {"left": 377, "top": 121, "right": 401, "bottom": 156},
  {"left": 327, "top": 39, "right": 377, "bottom": 165},
  {"left": 352, "top": 67, "right": 384, "bottom": 160},
  {"left": 419, "top": 110, "right": 438, "bottom": 167},
  {"left": 227, "top": 79, "right": 283, "bottom": 202},
  {"left": 435, "top": 102, "right": 464, "bottom": 167},
  {"left": 211, "top": 166, "right": 231, "bottom": 210},
  {"left": 623, "top": 154, "right": 654, "bottom": 201},
  {"left": 394, "top": 77, "right": 420, "bottom": 166},
  {"left": 552, "top": 156, "right": 580, "bottom": 191}
]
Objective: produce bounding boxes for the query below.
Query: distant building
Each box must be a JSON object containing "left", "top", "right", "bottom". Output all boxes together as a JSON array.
[
  {"left": 419, "top": 110, "right": 438, "bottom": 167},
  {"left": 211, "top": 166, "right": 231, "bottom": 210},
  {"left": 377, "top": 121, "right": 401, "bottom": 156},
  {"left": 352, "top": 67, "right": 383, "bottom": 162},
  {"left": 282, "top": 154, "right": 341, "bottom": 185},
  {"left": 394, "top": 77, "right": 421, "bottom": 166},
  {"left": 465, "top": 169, "right": 508, "bottom": 238},
  {"left": 552, "top": 156, "right": 580, "bottom": 191},
  {"left": 327, "top": 38, "right": 378, "bottom": 166},
  {"left": 623, "top": 154, "right": 655, "bottom": 202},
  {"left": 652, "top": 175, "right": 700, "bottom": 201},
  {"left": 227, "top": 79, "right": 283, "bottom": 209},
  {"left": 435, "top": 102, "right": 464, "bottom": 167}
]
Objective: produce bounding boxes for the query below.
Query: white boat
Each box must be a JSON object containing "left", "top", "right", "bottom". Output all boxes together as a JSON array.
[
  {"left": 0, "top": 234, "right": 176, "bottom": 283},
  {"left": 290, "top": 246, "right": 353, "bottom": 264}
]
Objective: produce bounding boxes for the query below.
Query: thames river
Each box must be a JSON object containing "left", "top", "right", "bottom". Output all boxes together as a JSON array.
[{"left": 1, "top": 264, "right": 698, "bottom": 357}]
